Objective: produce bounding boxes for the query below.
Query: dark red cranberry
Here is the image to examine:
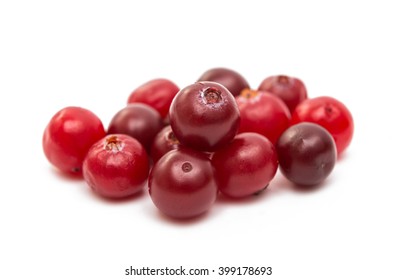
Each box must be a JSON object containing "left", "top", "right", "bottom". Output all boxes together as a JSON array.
[
  {"left": 197, "top": 67, "right": 249, "bottom": 96},
  {"left": 291, "top": 96, "right": 354, "bottom": 155},
  {"left": 107, "top": 103, "right": 164, "bottom": 152},
  {"left": 83, "top": 134, "right": 149, "bottom": 198},
  {"left": 43, "top": 106, "right": 106, "bottom": 175},
  {"left": 212, "top": 133, "right": 278, "bottom": 198},
  {"left": 127, "top": 78, "right": 179, "bottom": 119},
  {"left": 258, "top": 75, "right": 307, "bottom": 113},
  {"left": 169, "top": 81, "right": 240, "bottom": 152},
  {"left": 276, "top": 122, "right": 337, "bottom": 186},
  {"left": 236, "top": 89, "right": 290, "bottom": 144},
  {"left": 148, "top": 148, "right": 218, "bottom": 219},
  {"left": 150, "top": 125, "right": 181, "bottom": 163}
]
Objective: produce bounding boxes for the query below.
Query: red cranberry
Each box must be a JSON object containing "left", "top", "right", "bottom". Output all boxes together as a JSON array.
[
  {"left": 150, "top": 125, "right": 181, "bottom": 163},
  {"left": 258, "top": 75, "right": 307, "bottom": 113},
  {"left": 276, "top": 122, "right": 337, "bottom": 186},
  {"left": 291, "top": 96, "right": 354, "bottom": 155},
  {"left": 236, "top": 89, "right": 290, "bottom": 144},
  {"left": 197, "top": 67, "right": 249, "bottom": 97},
  {"left": 43, "top": 106, "right": 106, "bottom": 175},
  {"left": 107, "top": 103, "right": 164, "bottom": 152},
  {"left": 83, "top": 134, "right": 149, "bottom": 198},
  {"left": 127, "top": 78, "right": 179, "bottom": 119},
  {"left": 212, "top": 133, "right": 278, "bottom": 198},
  {"left": 169, "top": 82, "right": 240, "bottom": 152},
  {"left": 148, "top": 148, "right": 218, "bottom": 219}
]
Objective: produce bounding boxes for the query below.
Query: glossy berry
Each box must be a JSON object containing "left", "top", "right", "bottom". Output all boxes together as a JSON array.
[
  {"left": 43, "top": 106, "right": 106, "bottom": 175},
  {"left": 127, "top": 78, "right": 179, "bottom": 119},
  {"left": 197, "top": 67, "right": 250, "bottom": 97},
  {"left": 150, "top": 125, "right": 181, "bottom": 163},
  {"left": 276, "top": 122, "right": 337, "bottom": 186},
  {"left": 291, "top": 96, "right": 354, "bottom": 155},
  {"left": 149, "top": 148, "right": 218, "bottom": 219},
  {"left": 169, "top": 81, "right": 240, "bottom": 152},
  {"left": 212, "top": 133, "right": 278, "bottom": 198},
  {"left": 108, "top": 103, "right": 164, "bottom": 152},
  {"left": 236, "top": 89, "right": 290, "bottom": 144},
  {"left": 83, "top": 134, "right": 149, "bottom": 198},
  {"left": 258, "top": 75, "right": 307, "bottom": 113}
]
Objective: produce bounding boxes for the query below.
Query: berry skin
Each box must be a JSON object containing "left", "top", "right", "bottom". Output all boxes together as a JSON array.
[
  {"left": 83, "top": 134, "right": 149, "bottom": 199},
  {"left": 258, "top": 75, "right": 307, "bottom": 113},
  {"left": 197, "top": 67, "right": 250, "bottom": 97},
  {"left": 236, "top": 89, "right": 291, "bottom": 144},
  {"left": 127, "top": 78, "right": 179, "bottom": 119},
  {"left": 291, "top": 96, "right": 354, "bottom": 155},
  {"left": 212, "top": 133, "right": 278, "bottom": 198},
  {"left": 148, "top": 148, "right": 218, "bottom": 219},
  {"left": 107, "top": 103, "right": 164, "bottom": 153},
  {"left": 276, "top": 122, "right": 337, "bottom": 186},
  {"left": 150, "top": 125, "right": 181, "bottom": 163},
  {"left": 42, "top": 106, "right": 106, "bottom": 175},
  {"left": 169, "top": 81, "right": 240, "bottom": 152}
]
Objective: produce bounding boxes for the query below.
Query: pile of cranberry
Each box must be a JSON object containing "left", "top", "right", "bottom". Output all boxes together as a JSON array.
[{"left": 43, "top": 68, "right": 354, "bottom": 219}]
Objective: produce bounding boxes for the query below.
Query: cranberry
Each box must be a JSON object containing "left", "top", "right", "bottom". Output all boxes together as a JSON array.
[
  {"left": 291, "top": 96, "right": 354, "bottom": 155},
  {"left": 169, "top": 82, "right": 240, "bottom": 152},
  {"left": 107, "top": 103, "right": 164, "bottom": 152},
  {"left": 258, "top": 75, "right": 307, "bottom": 113},
  {"left": 212, "top": 133, "right": 278, "bottom": 198},
  {"left": 197, "top": 67, "right": 250, "bottom": 97},
  {"left": 148, "top": 148, "right": 218, "bottom": 219},
  {"left": 150, "top": 125, "right": 181, "bottom": 163},
  {"left": 127, "top": 78, "right": 179, "bottom": 119},
  {"left": 276, "top": 122, "right": 337, "bottom": 186},
  {"left": 236, "top": 89, "right": 290, "bottom": 144},
  {"left": 43, "top": 106, "right": 106, "bottom": 175},
  {"left": 83, "top": 134, "right": 149, "bottom": 198}
]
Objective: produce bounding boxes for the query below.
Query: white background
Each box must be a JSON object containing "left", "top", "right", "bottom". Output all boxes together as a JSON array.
[{"left": 1, "top": 1, "right": 395, "bottom": 279}]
